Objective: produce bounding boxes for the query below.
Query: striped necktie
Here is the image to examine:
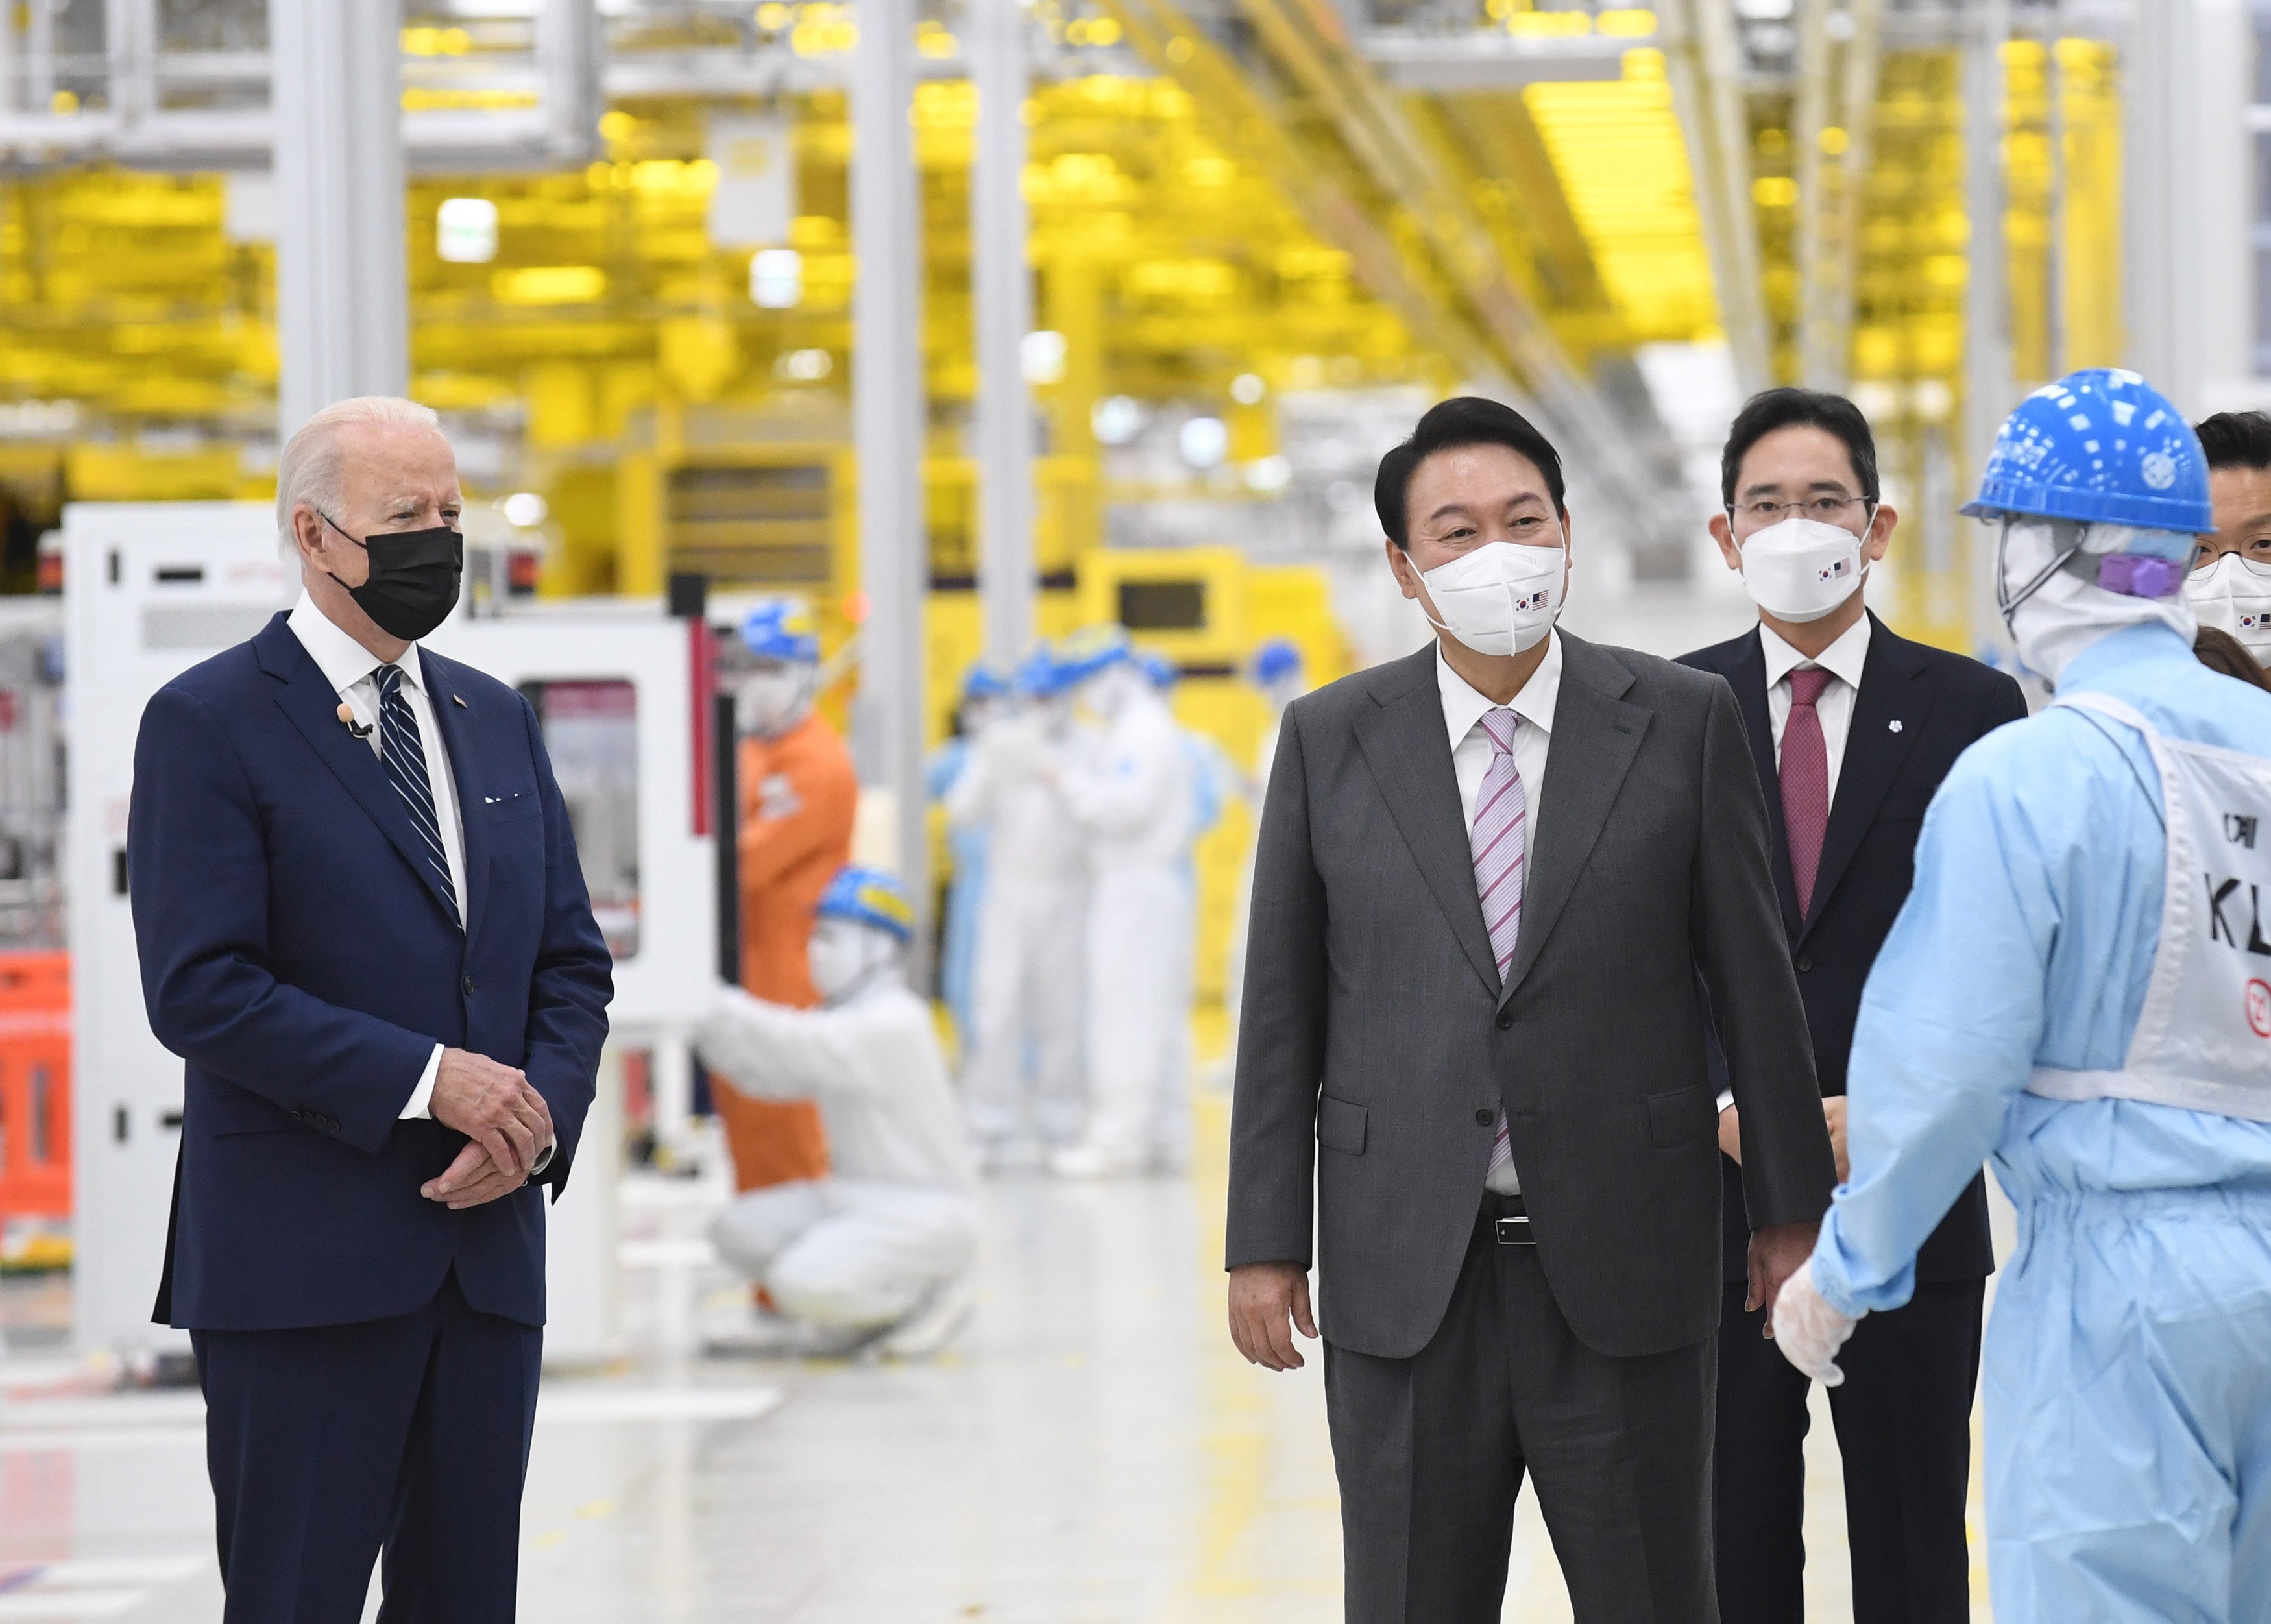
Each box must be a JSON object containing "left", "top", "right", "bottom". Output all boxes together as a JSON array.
[
  {"left": 1472, "top": 708, "right": 1525, "bottom": 1180},
  {"left": 376, "top": 663, "right": 461, "bottom": 930}
]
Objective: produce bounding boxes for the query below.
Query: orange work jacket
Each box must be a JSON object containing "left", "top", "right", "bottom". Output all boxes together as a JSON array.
[{"left": 713, "top": 712, "right": 858, "bottom": 1191}]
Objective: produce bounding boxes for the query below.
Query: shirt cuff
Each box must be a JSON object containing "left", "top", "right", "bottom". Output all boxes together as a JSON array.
[
  {"left": 529, "top": 1141, "right": 556, "bottom": 1178},
  {"left": 1716, "top": 1089, "right": 1735, "bottom": 1115},
  {"left": 400, "top": 1045, "right": 443, "bottom": 1120}
]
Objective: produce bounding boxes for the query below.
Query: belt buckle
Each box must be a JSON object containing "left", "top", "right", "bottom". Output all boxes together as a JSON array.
[{"left": 1494, "top": 1215, "right": 1533, "bottom": 1246}]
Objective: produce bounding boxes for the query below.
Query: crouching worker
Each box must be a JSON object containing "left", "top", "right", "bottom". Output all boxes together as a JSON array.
[{"left": 695, "top": 866, "right": 981, "bottom": 1357}]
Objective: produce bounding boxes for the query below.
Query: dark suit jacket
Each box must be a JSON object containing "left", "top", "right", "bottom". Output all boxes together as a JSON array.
[
  {"left": 1679, "top": 612, "right": 2026, "bottom": 1285},
  {"left": 132, "top": 612, "right": 613, "bottom": 1332},
  {"left": 1227, "top": 634, "right": 1836, "bottom": 1361}
]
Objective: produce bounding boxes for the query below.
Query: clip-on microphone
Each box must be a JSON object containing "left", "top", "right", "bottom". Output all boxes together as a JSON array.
[{"left": 336, "top": 702, "right": 375, "bottom": 740}]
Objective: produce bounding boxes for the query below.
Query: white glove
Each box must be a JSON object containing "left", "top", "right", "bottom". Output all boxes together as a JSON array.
[{"left": 1771, "top": 1258, "right": 1859, "bottom": 1387}]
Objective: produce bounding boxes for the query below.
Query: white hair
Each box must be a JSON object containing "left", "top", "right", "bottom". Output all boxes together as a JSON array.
[{"left": 275, "top": 396, "right": 444, "bottom": 559}]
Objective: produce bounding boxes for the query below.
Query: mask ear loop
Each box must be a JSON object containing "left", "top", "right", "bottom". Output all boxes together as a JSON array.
[{"left": 1996, "top": 518, "right": 2088, "bottom": 622}]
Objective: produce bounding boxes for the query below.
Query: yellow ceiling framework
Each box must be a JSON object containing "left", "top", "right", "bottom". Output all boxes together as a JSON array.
[{"left": 1522, "top": 49, "right": 1721, "bottom": 346}]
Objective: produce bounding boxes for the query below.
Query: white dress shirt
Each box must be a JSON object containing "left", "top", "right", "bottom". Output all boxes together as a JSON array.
[
  {"left": 287, "top": 591, "right": 467, "bottom": 1121},
  {"left": 1759, "top": 612, "right": 1871, "bottom": 808},
  {"left": 1437, "top": 632, "right": 1561, "bottom": 1196}
]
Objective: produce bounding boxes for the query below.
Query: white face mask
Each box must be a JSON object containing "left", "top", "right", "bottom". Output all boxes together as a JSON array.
[
  {"left": 736, "top": 666, "right": 812, "bottom": 738},
  {"left": 1076, "top": 662, "right": 1143, "bottom": 724},
  {"left": 808, "top": 915, "right": 895, "bottom": 1003},
  {"left": 2187, "top": 552, "right": 2271, "bottom": 661},
  {"left": 1997, "top": 520, "right": 2198, "bottom": 684},
  {"left": 1415, "top": 537, "right": 1567, "bottom": 658},
  {"left": 1738, "top": 514, "right": 1869, "bottom": 623}
]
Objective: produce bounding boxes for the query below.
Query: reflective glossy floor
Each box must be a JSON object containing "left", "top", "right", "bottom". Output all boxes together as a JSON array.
[{"left": 0, "top": 1087, "right": 1991, "bottom": 1622}]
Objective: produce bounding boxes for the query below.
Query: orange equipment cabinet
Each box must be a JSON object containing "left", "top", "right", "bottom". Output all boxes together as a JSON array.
[{"left": 0, "top": 951, "right": 69, "bottom": 1224}]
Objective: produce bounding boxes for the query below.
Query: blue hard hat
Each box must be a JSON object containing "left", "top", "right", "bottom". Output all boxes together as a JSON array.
[
  {"left": 961, "top": 658, "right": 1012, "bottom": 705},
  {"left": 1051, "top": 624, "right": 1132, "bottom": 686},
  {"left": 1962, "top": 369, "right": 2213, "bottom": 535},
  {"left": 1014, "top": 645, "right": 1062, "bottom": 698},
  {"left": 815, "top": 865, "right": 914, "bottom": 942},
  {"left": 1252, "top": 637, "right": 1304, "bottom": 686},
  {"left": 740, "top": 598, "right": 820, "bottom": 663},
  {"left": 1135, "top": 649, "right": 1178, "bottom": 689}
]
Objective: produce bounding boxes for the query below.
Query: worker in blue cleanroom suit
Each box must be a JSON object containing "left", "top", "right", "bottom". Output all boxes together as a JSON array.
[
  {"left": 1133, "top": 648, "right": 1226, "bottom": 1169},
  {"left": 1217, "top": 638, "right": 1308, "bottom": 1085},
  {"left": 927, "top": 660, "right": 1012, "bottom": 1049},
  {"left": 1772, "top": 369, "right": 2271, "bottom": 1623}
]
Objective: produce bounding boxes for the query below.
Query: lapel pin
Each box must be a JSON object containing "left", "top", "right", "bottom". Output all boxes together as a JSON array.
[
  {"left": 452, "top": 694, "right": 467, "bottom": 708},
  {"left": 1888, "top": 719, "right": 1904, "bottom": 733}
]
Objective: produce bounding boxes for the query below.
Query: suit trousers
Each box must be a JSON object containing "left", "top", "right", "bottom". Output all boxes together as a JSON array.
[
  {"left": 193, "top": 1269, "right": 542, "bottom": 1624},
  {"left": 1325, "top": 1204, "right": 1718, "bottom": 1624},
  {"left": 1712, "top": 1278, "right": 1984, "bottom": 1624}
]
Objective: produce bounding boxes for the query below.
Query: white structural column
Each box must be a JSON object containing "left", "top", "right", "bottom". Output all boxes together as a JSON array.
[
  {"left": 852, "top": 0, "right": 930, "bottom": 930},
  {"left": 269, "top": 0, "right": 407, "bottom": 439},
  {"left": 971, "top": 0, "right": 1035, "bottom": 665},
  {"left": 1961, "top": 0, "right": 2011, "bottom": 650},
  {"left": 2126, "top": 0, "right": 2251, "bottom": 413}
]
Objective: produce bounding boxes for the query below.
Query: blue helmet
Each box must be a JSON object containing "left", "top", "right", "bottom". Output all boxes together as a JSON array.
[
  {"left": 1135, "top": 649, "right": 1178, "bottom": 690},
  {"left": 961, "top": 658, "right": 1012, "bottom": 706},
  {"left": 815, "top": 865, "right": 914, "bottom": 942},
  {"left": 1962, "top": 369, "right": 2213, "bottom": 537},
  {"left": 1014, "top": 644, "right": 1062, "bottom": 699},
  {"left": 740, "top": 598, "right": 820, "bottom": 664},
  {"left": 1051, "top": 624, "right": 1132, "bottom": 686},
  {"left": 1251, "top": 637, "right": 1304, "bottom": 687}
]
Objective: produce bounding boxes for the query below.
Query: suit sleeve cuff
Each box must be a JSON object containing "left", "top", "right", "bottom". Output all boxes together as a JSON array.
[
  {"left": 1716, "top": 1089, "right": 1734, "bottom": 1115},
  {"left": 400, "top": 1045, "right": 442, "bottom": 1120}
]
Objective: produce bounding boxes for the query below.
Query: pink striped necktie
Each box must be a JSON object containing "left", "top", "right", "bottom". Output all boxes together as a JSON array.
[{"left": 1472, "top": 708, "right": 1526, "bottom": 1180}]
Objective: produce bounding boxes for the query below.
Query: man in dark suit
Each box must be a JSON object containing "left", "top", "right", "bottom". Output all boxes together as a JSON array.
[
  {"left": 130, "top": 395, "right": 613, "bottom": 1622},
  {"left": 1226, "top": 396, "right": 1837, "bottom": 1623},
  {"left": 1679, "top": 388, "right": 2026, "bottom": 1624}
]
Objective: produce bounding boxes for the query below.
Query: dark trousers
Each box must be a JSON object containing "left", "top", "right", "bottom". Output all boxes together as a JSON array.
[
  {"left": 1712, "top": 1277, "right": 1984, "bottom": 1624},
  {"left": 1324, "top": 1206, "right": 1718, "bottom": 1624},
  {"left": 192, "top": 1270, "right": 543, "bottom": 1624}
]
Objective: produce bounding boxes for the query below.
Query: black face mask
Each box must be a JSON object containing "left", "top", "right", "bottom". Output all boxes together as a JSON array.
[{"left": 319, "top": 512, "right": 463, "bottom": 642}]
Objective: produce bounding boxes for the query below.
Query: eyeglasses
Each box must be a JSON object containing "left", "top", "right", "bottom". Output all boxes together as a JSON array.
[
  {"left": 1731, "top": 496, "right": 1872, "bottom": 526},
  {"left": 2191, "top": 546, "right": 2271, "bottom": 579}
]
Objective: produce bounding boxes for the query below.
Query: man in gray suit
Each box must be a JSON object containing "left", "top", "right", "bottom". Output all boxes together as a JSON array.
[{"left": 1226, "top": 397, "right": 1837, "bottom": 1623}]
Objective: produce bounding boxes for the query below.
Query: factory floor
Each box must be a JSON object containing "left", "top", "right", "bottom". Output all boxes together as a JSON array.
[{"left": 0, "top": 1086, "right": 1992, "bottom": 1622}]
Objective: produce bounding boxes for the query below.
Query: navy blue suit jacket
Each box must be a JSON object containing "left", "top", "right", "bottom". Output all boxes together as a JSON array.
[
  {"left": 1679, "top": 613, "right": 2025, "bottom": 1286},
  {"left": 132, "top": 611, "right": 613, "bottom": 1332}
]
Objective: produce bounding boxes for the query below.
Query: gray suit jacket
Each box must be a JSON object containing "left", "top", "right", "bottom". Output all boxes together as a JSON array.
[{"left": 1226, "top": 633, "right": 1835, "bottom": 1360}]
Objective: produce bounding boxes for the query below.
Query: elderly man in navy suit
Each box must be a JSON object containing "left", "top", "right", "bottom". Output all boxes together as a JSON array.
[{"left": 130, "top": 395, "right": 613, "bottom": 1622}]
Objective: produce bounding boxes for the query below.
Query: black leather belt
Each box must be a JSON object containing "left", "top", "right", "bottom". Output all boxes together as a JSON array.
[{"left": 1478, "top": 1192, "right": 1533, "bottom": 1246}]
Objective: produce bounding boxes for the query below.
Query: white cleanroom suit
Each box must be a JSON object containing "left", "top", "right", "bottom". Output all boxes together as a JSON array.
[
  {"left": 696, "top": 917, "right": 980, "bottom": 1352},
  {"left": 1054, "top": 662, "right": 1196, "bottom": 1175},
  {"left": 950, "top": 695, "right": 1090, "bottom": 1162}
]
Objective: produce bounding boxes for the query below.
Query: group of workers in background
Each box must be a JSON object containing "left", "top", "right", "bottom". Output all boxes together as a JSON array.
[
  {"left": 685, "top": 593, "right": 1304, "bottom": 1352},
  {"left": 942, "top": 622, "right": 1274, "bottom": 1180}
]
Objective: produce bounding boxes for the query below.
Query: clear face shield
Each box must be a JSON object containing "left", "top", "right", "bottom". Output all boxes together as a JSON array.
[
  {"left": 807, "top": 915, "right": 899, "bottom": 1003},
  {"left": 1995, "top": 517, "right": 2193, "bottom": 633},
  {"left": 735, "top": 659, "right": 818, "bottom": 737}
]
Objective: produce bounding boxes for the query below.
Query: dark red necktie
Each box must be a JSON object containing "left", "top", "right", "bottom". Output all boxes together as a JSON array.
[{"left": 1782, "top": 666, "right": 1832, "bottom": 918}]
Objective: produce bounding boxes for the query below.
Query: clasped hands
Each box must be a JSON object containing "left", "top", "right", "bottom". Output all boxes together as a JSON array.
[{"left": 420, "top": 1048, "right": 553, "bottom": 1210}]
